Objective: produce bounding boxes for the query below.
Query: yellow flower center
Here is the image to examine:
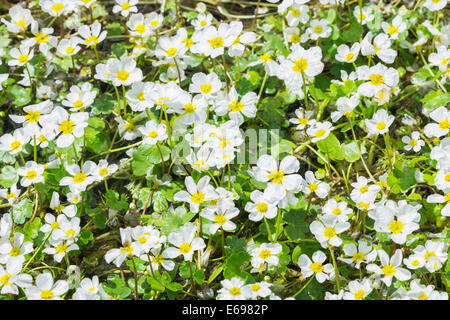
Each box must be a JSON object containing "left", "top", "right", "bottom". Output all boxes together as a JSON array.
[
  {"left": 376, "top": 122, "right": 386, "bottom": 131},
  {"left": 26, "top": 170, "right": 37, "bottom": 181},
  {"left": 40, "top": 289, "right": 55, "bottom": 300},
  {"left": 324, "top": 227, "right": 336, "bottom": 239},
  {"left": 409, "top": 139, "right": 417, "bottom": 147},
  {"left": 256, "top": 202, "right": 268, "bottom": 213},
  {"left": 200, "top": 84, "right": 212, "bottom": 94},
  {"left": 208, "top": 37, "right": 224, "bottom": 49},
  {"left": 260, "top": 53, "right": 271, "bottom": 63},
  {"left": 99, "top": 168, "right": 109, "bottom": 176},
  {"left": 352, "top": 252, "right": 365, "bottom": 262},
  {"left": 445, "top": 174, "right": 450, "bottom": 182},
  {"left": 166, "top": 48, "right": 178, "bottom": 57},
  {"left": 121, "top": 3, "right": 131, "bottom": 10},
  {"left": 55, "top": 243, "right": 68, "bottom": 253},
  {"left": 438, "top": 119, "right": 450, "bottom": 130},
  {"left": 18, "top": 54, "right": 29, "bottom": 64},
  {"left": 6, "top": 193, "right": 16, "bottom": 199},
  {"left": 191, "top": 192, "right": 205, "bottom": 204},
  {"left": 381, "top": 264, "right": 396, "bottom": 277},
  {"left": 228, "top": 100, "right": 244, "bottom": 113},
  {"left": 290, "top": 34, "right": 300, "bottom": 43},
  {"left": 268, "top": 170, "right": 284, "bottom": 184},
  {"left": 315, "top": 129, "right": 326, "bottom": 138},
  {"left": 51, "top": 221, "right": 60, "bottom": 230},
  {"left": 184, "top": 103, "right": 196, "bottom": 114},
  {"left": 10, "top": 247, "right": 21, "bottom": 257},
  {"left": 214, "top": 214, "right": 227, "bottom": 225},
  {"left": 66, "top": 229, "right": 76, "bottom": 238},
  {"left": 229, "top": 287, "right": 241, "bottom": 296},
  {"left": 444, "top": 193, "right": 450, "bottom": 203},
  {"left": 137, "top": 236, "right": 147, "bottom": 244},
  {"left": 120, "top": 243, "right": 134, "bottom": 256},
  {"left": 345, "top": 52, "right": 355, "bottom": 61},
  {"left": 250, "top": 284, "right": 261, "bottom": 292},
  {"left": 148, "top": 131, "right": 158, "bottom": 139},
  {"left": 259, "top": 249, "right": 272, "bottom": 259},
  {"left": 51, "top": 3, "right": 65, "bottom": 13},
  {"left": 292, "top": 58, "right": 308, "bottom": 73},
  {"left": 151, "top": 253, "right": 165, "bottom": 264},
  {"left": 360, "top": 186, "right": 368, "bottom": 193},
  {"left": 65, "top": 46, "right": 75, "bottom": 55},
  {"left": 200, "top": 20, "right": 207, "bottom": 27},
  {"left": 73, "top": 173, "right": 87, "bottom": 183},
  {"left": 0, "top": 273, "right": 12, "bottom": 286},
  {"left": 291, "top": 9, "right": 301, "bottom": 17},
  {"left": 369, "top": 73, "right": 384, "bottom": 86},
  {"left": 332, "top": 208, "right": 342, "bottom": 215},
  {"left": 150, "top": 20, "right": 160, "bottom": 27},
  {"left": 298, "top": 117, "right": 308, "bottom": 125},
  {"left": 424, "top": 251, "right": 436, "bottom": 261},
  {"left": 314, "top": 25, "right": 323, "bottom": 34},
  {"left": 10, "top": 140, "right": 21, "bottom": 151},
  {"left": 116, "top": 70, "right": 130, "bottom": 82},
  {"left": 35, "top": 32, "right": 49, "bottom": 44},
  {"left": 59, "top": 120, "right": 75, "bottom": 134},
  {"left": 184, "top": 38, "right": 193, "bottom": 48},
  {"left": 354, "top": 289, "right": 365, "bottom": 300},
  {"left": 308, "top": 183, "right": 318, "bottom": 192},
  {"left": 387, "top": 25, "right": 399, "bottom": 35},
  {"left": 310, "top": 262, "right": 324, "bottom": 273},
  {"left": 418, "top": 293, "right": 429, "bottom": 300},
  {"left": 179, "top": 242, "right": 192, "bottom": 254},
  {"left": 85, "top": 35, "right": 99, "bottom": 46},
  {"left": 135, "top": 24, "right": 146, "bottom": 34},
  {"left": 388, "top": 220, "right": 404, "bottom": 234},
  {"left": 73, "top": 100, "right": 84, "bottom": 109}
]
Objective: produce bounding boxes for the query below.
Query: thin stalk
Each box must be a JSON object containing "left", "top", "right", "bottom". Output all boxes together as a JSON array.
[
  {"left": 263, "top": 217, "right": 273, "bottom": 242},
  {"left": 328, "top": 243, "right": 341, "bottom": 292},
  {"left": 293, "top": 276, "right": 314, "bottom": 298},
  {"left": 131, "top": 258, "right": 140, "bottom": 300}
]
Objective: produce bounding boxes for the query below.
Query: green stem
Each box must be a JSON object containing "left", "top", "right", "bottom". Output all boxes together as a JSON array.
[
  {"left": 328, "top": 243, "right": 341, "bottom": 292},
  {"left": 293, "top": 276, "right": 314, "bottom": 298},
  {"left": 263, "top": 217, "right": 273, "bottom": 242}
]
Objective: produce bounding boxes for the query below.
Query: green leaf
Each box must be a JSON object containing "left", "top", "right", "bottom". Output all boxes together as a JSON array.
[
  {"left": 284, "top": 209, "right": 309, "bottom": 241},
  {"left": 0, "top": 165, "right": 18, "bottom": 188},
  {"left": 93, "top": 212, "right": 107, "bottom": 229},
  {"left": 91, "top": 93, "right": 116, "bottom": 115},
  {"left": 226, "top": 235, "right": 247, "bottom": 253},
  {"left": 23, "top": 218, "right": 42, "bottom": 241},
  {"left": 316, "top": 133, "right": 344, "bottom": 161},
  {"left": 341, "top": 141, "right": 361, "bottom": 163},
  {"left": 87, "top": 132, "right": 110, "bottom": 154},
  {"left": 194, "top": 269, "right": 205, "bottom": 284},
  {"left": 422, "top": 91, "right": 450, "bottom": 110},
  {"left": 160, "top": 208, "right": 195, "bottom": 236},
  {"left": 342, "top": 21, "right": 364, "bottom": 42},
  {"left": 105, "top": 190, "right": 129, "bottom": 211},
  {"left": 8, "top": 85, "right": 31, "bottom": 106},
  {"left": 11, "top": 198, "right": 33, "bottom": 224}
]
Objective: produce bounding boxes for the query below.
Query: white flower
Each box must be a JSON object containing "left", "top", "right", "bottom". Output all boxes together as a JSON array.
[
  {"left": 289, "top": 108, "right": 315, "bottom": 130},
  {"left": 343, "top": 279, "right": 373, "bottom": 300},
  {"left": 413, "top": 240, "right": 448, "bottom": 273},
  {"left": 188, "top": 72, "right": 222, "bottom": 99},
  {"left": 428, "top": 45, "right": 450, "bottom": 72},
  {"left": 1, "top": 5, "right": 35, "bottom": 33},
  {"left": 17, "top": 161, "right": 45, "bottom": 187},
  {"left": 242, "top": 281, "right": 272, "bottom": 299},
  {"left": 213, "top": 86, "right": 257, "bottom": 125},
  {"left": 310, "top": 215, "right": 350, "bottom": 248},
  {"left": 338, "top": 240, "right": 377, "bottom": 269},
  {"left": 402, "top": 131, "right": 425, "bottom": 152},
  {"left": 25, "top": 273, "right": 69, "bottom": 300},
  {"left": 164, "top": 224, "right": 206, "bottom": 261},
  {"left": 57, "top": 37, "right": 82, "bottom": 56},
  {"left": 381, "top": 15, "right": 406, "bottom": 40},
  {"left": 8, "top": 43, "right": 34, "bottom": 66},
  {"left": 72, "top": 276, "right": 103, "bottom": 300},
  {"left": 306, "top": 121, "right": 333, "bottom": 142},
  {"left": 112, "top": 0, "right": 138, "bottom": 17},
  {"left": 250, "top": 243, "right": 282, "bottom": 268},
  {"left": 298, "top": 251, "right": 334, "bottom": 283},
  {"left": 353, "top": 6, "right": 374, "bottom": 25},
  {"left": 59, "top": 162, "right": 96, "bottom": 193},
  {"left": 360, "top": 32, "right": 397, "bottom": 64},
  {"left": 300, "top": 170, "right": 330, "bottom": 199},
  {"left": 250, "top": 155, "right": 302, "bottom": 200},
  {"left": 138, "top": 120, "right": 168, "bottom": 145},
  {"left": 78, "top": 22, "right": 107, "bottom": 47},
  {"left": 426, "top": 189, "right": 450, "bottom": 217},
  {"left": 48, "top": 106, "right": 89, "bottom": 148},
  {"left": 0, "top": 233, "right": 33, "bottom": 270},
  {"left": 308, "top": 19, "right": 332, "bottom": 40},
  {"left": 173, "top": 176, "right": 218, "bottom": 213},
  {"left": 106, "top": 57, "right": 143, "bottom": 87},
  {"left": 407, "top": 279, "right": 448, "bottom": 300},
  {"left": 357, "top": 63, "right": 399, "bottom": 97},
  {"left": 322, "top": 198, "right": 353, "bottom": 222},
  {"left": 42, "top": 239, "right": 79, "bottom": 263},
  {"left": 245, "top": 189, "right": 279, "bottom": 221},
  {"left": 0, "top": 262, "right": 32, "bottom": 295},
  {"left": 0, "top": 184, "right": 21, "bottom": 205},
  {"left": 368, "top": 200, "right": 421, "bottom": 245},
  {"left": 217, "top": 277, "right": 249, "bottom": 300},
  {"left": 200, "top": 205, "right": 239, "bottom": 234},
  {"left": 366, "top": 249, "right": 411, "bottom": 286},
  {"left": 424, "top": 106, "right": 449, "bottom": 138},
  {"left": 335, "top": 43, "right": 360, "bottom": 63},
  {"left": 423, "top": 0, "right": 448, "bottom": 11},
  {"left": 364, "top": 109, "right": 395, "bottom": 136}
]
